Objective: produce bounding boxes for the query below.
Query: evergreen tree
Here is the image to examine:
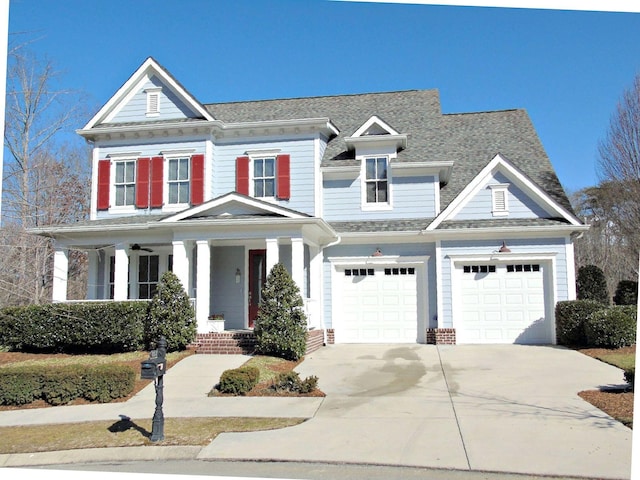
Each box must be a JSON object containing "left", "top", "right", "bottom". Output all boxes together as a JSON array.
[
  {"left": 576, "top": 265, "right": 610, "bottom": 305},
  {"left": 146, "top": 271, "right": 196, "bottom": 351},
  {"left": 254, "top": 263, "right": 308, "bottom": 361}
]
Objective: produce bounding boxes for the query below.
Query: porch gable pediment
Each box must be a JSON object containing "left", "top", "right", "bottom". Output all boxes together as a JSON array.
[{"left": 160, "top": 192, "right": 310, "bottom": 223}]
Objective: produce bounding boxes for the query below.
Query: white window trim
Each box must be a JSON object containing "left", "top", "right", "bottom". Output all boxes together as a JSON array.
[
  {"left": 110, "top": 157, "right": 137, "bottom": 212},
  {"left": 145, "top": 87, "right": 161, "bottom": 117},
  {"left": 361, "top": 155, "right": 392, "bottom": 211},
  {"left": 249, "top": 155, "right": 278, "bottom": 201},
  {"left": 490, "top": 183, "right": 509, "bottom": 217},
  {"left": 164, "top": 155, "right": 191, "bottom": 209}
]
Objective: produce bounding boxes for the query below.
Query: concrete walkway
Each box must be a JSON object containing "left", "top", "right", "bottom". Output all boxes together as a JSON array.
[{"left": 0, "top": 345, "right": 633, "bottom": 480}]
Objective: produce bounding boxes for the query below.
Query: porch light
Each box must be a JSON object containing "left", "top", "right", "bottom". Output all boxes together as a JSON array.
[
  {"left": 498, "top": 241, "right": 511, "bottom": 253},
  {"left": 235, "top": 268, "right": 241, "bottom": 284},
  {"left": 372, "top": 248, "right": 383, "bottom": 257}
]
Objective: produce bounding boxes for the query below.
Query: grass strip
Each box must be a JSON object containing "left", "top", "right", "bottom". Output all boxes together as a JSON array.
[{"left": 0, "top": 417, "right": 304, "bottom": 454}]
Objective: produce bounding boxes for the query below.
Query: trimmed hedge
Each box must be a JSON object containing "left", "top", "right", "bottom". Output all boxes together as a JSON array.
[
  {"left": 584, "top": 305, "right": 637, "bottom": 349},
  {"left": 614, "top": 280, "right": 638, "bottom": 306},
  {"left": 555, "top": 300, "right": 604, "bottom": 346},
  {"left": 271, "top": 371, "right": 318, "bottom": 394},
  {"left": 217, "top": 366, "right": 260, "bottom": 395},
  {"left": 0, "top": 364, "right": 136, "bottom": 406},
  {"left": 625, "top": 367, "right": 635, "bottom": 391},
  {"left": 0, "top": 302, "right": 147, "bottom": 353}
]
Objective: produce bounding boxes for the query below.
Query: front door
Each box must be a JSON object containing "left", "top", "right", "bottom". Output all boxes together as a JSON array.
[{"left": 248, "top": 249, "right": 267, "bottom": 328}]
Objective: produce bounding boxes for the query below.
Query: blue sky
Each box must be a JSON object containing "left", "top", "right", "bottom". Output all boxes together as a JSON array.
[{"left": 7, "top": 0, "right": 640, "bottom": 193}]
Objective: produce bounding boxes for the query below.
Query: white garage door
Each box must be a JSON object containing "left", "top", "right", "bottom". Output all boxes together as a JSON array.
[
  {"left": 338, "top": 266, "right": 417, "bottom": 343},
  {"left": 457, "top": 263, "right": 551, "bottom": 344}
]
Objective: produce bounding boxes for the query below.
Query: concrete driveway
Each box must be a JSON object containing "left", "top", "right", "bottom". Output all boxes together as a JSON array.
[{"left": 200, "top": 344, "right": 632, "bottom": 479}]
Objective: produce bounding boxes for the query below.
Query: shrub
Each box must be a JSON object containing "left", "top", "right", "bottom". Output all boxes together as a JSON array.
[
  {"left": 555, "top": 300, "right": 604, "bottom": 346},
  {"left": 146, "top": 271, "right": 197, "bottom": 352},
  {"left": 614, "top": 280, "right": 638, "bottom": 306},
  {"left": 217, "top": 366, "right": 260, "bottom": 395},
  {"left": 576, "top": 265, "right": 609, "bottom": 304},
  {"left": 0, "top": 302, "right": 147, "bottom": 353},
  {"left": 0, "top": 364, "right": 136, "bottom": 406},
  {"left": 254, "top": 263, "right": 308, "bottom": 361},
  {"left": 584, "top": 305, "right": 637, "bottom": 348},
  {"left": 271, "top": 371, "right": 318, "bottom": 394},
  {"left": 83, "top": 365, "right": 136, "bottom": 403},
  {"left": 0, "top": 366, "right": 42, "bottom": 405},
  {"left": 624, "top": 367, "right": 635, "bottom": 391}
]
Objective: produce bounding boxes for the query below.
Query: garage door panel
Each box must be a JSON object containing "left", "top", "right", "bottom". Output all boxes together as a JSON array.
[
  {"left": 458, "top": 264, "right": 551, "bottom": 344},
  {"left": 337, "top": 265, "right": 417, "bottom": 343}
]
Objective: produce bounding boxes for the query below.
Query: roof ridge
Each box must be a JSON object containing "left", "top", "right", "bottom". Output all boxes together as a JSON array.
[
  {"left": 204, "top": 89, "right": 439, "bottom": 107},
  {"left": 443, "top": 108, "right": 523, "bottom": 116}
]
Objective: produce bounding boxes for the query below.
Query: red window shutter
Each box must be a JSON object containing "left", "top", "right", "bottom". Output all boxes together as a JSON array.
[
  {"left": 150, "top": 156, "right": 164, "bottom": 208},
  {"left": 97, "top": 159, "right": 111, "bottom": 210},
  {"left": 191, "top": 154, "right": 205, "bottom": 205},
  {"left": 236, "top": 156, "right": 250, "bottom": 195},
  {"left": 135, "top": 157, "right": 151, "bottom": 208},
  {"left": 276, "top": 154, "right": 290, "bottom": 200}
]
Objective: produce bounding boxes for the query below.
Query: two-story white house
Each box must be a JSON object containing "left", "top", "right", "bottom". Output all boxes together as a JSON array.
[{"left": 34, "top": 57, "right": 587, "bottom": 346}]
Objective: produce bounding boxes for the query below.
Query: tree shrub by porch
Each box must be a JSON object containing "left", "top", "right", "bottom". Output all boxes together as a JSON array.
[
  {"left": 0, "top": 302, "right": 147, "bottom": 353},
  {"left": 145, "top": 271, "right": 197, "bottom": 352},
  {"left": 555, "top": 300, "right": 604, "bottom": 346},
  {"left": 254, "top": 263, "right": 308, "bottom": 361},
  {"left": 0, "top": 364, "right": 135, "bottom": 406},
  {"left": 583, "top": 305, "right": 637, "bottom": 349}
]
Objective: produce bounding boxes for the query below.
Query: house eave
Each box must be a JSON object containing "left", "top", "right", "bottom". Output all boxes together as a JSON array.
[{"left": 425, "top": 224, "right": 590, "bottom": 239}]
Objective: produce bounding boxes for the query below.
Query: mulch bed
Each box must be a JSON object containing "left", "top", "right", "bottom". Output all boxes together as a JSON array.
[{"left": 577, "top": 346, "right": 634, "bottom": 429}]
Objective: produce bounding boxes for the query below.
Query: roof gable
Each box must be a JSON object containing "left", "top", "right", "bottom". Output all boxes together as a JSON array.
[
  {"left": 427, "top": 154, "right": 582, "bottom": 230},
  {"left": 83, "top": 57, "right": 214, "bottom": 130},
  {"left": 160, "top": 193, "right": 309, "bottom": 223}
]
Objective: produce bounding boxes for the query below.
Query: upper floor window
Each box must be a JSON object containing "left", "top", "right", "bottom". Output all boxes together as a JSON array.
[
  {"left": 114, "top": 160, "right": 136, "bottom": 207},
  {"left": 167, "top": 157, "right": 190, "bottom": 204},
  {"left": 253, "top": 157, "right": 276, "bottom": 197},
  {"left": 236, "top": 154, "right": 290, "bottom": 200},
  {"left": 365, "top": 156, "right": 388, "bottom": 204}
]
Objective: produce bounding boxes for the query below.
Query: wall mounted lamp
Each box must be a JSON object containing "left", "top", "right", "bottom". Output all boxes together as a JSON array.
[
  {"left": 498, "top": 241, "right": 511, "bottom": 253},
  {"left": 235, "top": 268, "right": 241, "bottom": 284}
]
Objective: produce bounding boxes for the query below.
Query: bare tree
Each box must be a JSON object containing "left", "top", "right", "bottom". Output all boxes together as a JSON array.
[
  {"left": 1, "top": 43, "right": 91, "bottom": 305},
  {"left": 596, "top": 73, "right": 640, "bottom": 260}
]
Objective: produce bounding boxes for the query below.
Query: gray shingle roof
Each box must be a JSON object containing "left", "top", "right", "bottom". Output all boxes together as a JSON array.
[
  {"left": 437, "top": 218, "right": 572, "bottom": 230},
  {"left": 205, "top": 90, "right": 573, "bottom": 215},
  {"left": 330, "top": 218, "right": 433, "bottom": 233}
]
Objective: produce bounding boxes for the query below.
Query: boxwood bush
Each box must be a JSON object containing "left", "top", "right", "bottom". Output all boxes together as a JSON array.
[
  {"left": 555, "top": 300, "right": 604, "bottom": 346},
  {"left": 0, "top": 364, "right": 136, "bottom": 406},
  {"left": 583, "top": 305, "right": 637, "bottom": 349},
  {"left": 217, "top": 366, "right": 260, "bottom": 395}
]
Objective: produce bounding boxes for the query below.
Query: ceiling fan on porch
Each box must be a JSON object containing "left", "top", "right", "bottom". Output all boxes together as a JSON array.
[{"left": 131, "top": 243, "right": 154, "bottom": 253}]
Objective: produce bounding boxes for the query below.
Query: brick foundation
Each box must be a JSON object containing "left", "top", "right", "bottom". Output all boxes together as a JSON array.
[
  {"left": 193, "top": 329, "right": 327, "bottom": 355},
  {"left": 325, "top": 329, "right": 335, "bottom": 345},
  {"left": 426, "top": 328, "right": 456, "bottom": 345}
]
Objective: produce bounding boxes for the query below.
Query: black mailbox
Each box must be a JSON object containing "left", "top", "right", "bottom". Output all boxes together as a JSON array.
[{"left": 141, "top": 357, "right": 166, "bottom": 379}]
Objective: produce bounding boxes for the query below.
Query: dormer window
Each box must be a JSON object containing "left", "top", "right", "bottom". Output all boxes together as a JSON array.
[
  {"left": 490, "top": 184, "right": 509, "bottom": 216},
  {"left": 146, "top": 87, "right": 161, "bottom": 116},
  {"left": 365, "top": 156, "right": 389, "bottom": 204}
]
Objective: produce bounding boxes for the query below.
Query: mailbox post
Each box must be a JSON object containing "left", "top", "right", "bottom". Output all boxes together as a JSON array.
[{"left": 140, "top": 336, "right": 167, "bottom": 442}]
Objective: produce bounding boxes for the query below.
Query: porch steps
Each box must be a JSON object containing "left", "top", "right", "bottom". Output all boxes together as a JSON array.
[{"left": 193, "top": 328, "right": 325, "bottom": 355}]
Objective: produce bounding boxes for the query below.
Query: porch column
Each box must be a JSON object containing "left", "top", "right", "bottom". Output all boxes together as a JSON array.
[
  {"left": 52, "top": 247, "right": 69, "bottom": 302},
  {"left": 291, "top": 237, "right": 305, "bottom": 295},
  {"left": 308, "top": 243, "right": 322, "bottom": 329},
  {"left": 195, "top": 240, "right": 211, "bottom": 333},
  {"left": 265, "top": 238, "right": 279, "bottom": 276},
  {"left": 113, "top": 243, "right": 129, "bottom": 300},
  {"left": 172, "top": 240, "right": 191, "bottom": 296},
  {"left": 86, "top": 250, "right": 98, "bottom": 300}
]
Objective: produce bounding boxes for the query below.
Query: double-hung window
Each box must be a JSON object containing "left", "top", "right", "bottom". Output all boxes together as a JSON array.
[
  {"left": 138, "top": 255, "right": 159, "bottom": 299},
  {"left": 253, "top": 157, "right": 276, "bottom": 198},
  {"left": 167, "top": 157, "right": 190, "bottom": 204},
  {"left": 365, "top": 156, "right": 388, "bottom": 204},
  {"left": 114, "top": 160, "right": 136, "bottom": 207}
]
